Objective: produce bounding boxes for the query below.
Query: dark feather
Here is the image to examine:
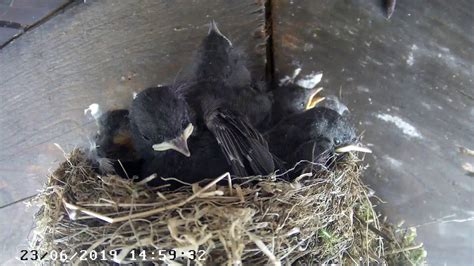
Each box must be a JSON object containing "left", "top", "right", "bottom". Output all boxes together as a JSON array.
[
  {"left": 206, "top": 108, "right": 275, "bottom": 176},
  {"left": 140, "top": 130, "right": 229, "bottom": 187},
  {"left": 265, "top": 107, "right": 357, "bottom": 179}
]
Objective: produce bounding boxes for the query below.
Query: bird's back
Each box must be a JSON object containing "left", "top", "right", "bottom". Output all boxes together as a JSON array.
[{"left": 175, "top": 22, "right": 276, "bottom": 177}]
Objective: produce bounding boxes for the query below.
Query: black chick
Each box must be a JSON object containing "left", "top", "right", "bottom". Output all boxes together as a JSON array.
[
  {"left": 88, "top": 100, "right": 223, "bottom": 188},
  {"left": 129, "top": 22, "right": 275, "bottom": 184},
  {"left": 129, "top": 84, "right": 268, "bottom": 187},
  {"left": 265, "top": 107, "right": 370, "bottom": 178},
  {"left": 179, "top": 21, "right": 276, "bottom": 177},
  {"left": 129, "top": 85, "right": 207, "bottom": 186},
  {"left": 129, "top": 85, "right": 193, "bottom": 160},
  {"left": 92, "top": 109, "right": 142, "bottom": 178},
  {"left": 186, "top": 21, "right": 273, "bottom": 129}
]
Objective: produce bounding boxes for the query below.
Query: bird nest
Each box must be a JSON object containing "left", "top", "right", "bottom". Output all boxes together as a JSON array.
[{"left": 29, "top": 149, "right": 426, "bottom": 265}]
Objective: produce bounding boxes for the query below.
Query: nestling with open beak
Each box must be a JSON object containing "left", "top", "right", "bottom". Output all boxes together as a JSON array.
[
  {"left": 266, "top": 91, "right": 371, "bottom": 179},
  {"left": 272, "top": 84, "right": 325, "bottom": 122}
]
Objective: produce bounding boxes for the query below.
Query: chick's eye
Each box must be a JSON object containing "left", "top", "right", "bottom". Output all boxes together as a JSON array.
[
  {"left": 334, "top": 138, "right": 341, "bottom": 145},
  {"left": 142, "top": 135, "right": 151, "bottom": 141}
]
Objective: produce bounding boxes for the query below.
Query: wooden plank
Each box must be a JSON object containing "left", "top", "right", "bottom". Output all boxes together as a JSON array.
[
  {"left": 0, "top": 0, "right": 69, "bottom": 26},
  {"left": 0, "top": 6, "right": 60, "bottom": 26},
  {"left": 0, "top": 203, "right": 36, "bottom": 263},
  {"left": 0, "top": 27, "right": 21, "bottom": 44},
  {"left": 0, "top": 0, "right": 266, "bottom": 262},
  {"left": 272, "top": 0, "right": 474, "bottom": 264},
  {"left": 0, "top": 0, "right": 71, "bottom": 46},
  {"left": 0, "top": 0, "right": 266, "bottom": 206}
]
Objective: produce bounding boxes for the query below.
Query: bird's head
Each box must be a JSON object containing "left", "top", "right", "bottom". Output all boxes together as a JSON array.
[
  {"left": 130, "top": 86, "right": 193, "bottom": 157},
  {"left": 328, "top": 112, "right": 371, "bottom": 154},
  {"left": 328, "top": 114, "right": 357, "bottom": 151},
  {"left": 306, "top": 108, "right": 371, "bottom": 154},
  {"left": 204, "top": 20, "right": 233, "bottom": 52}
]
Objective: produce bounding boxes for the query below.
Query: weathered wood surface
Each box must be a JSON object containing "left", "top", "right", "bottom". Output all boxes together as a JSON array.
[
  {"left": 0, "top": 0, "right": 72, "bottom": 46},
  {"left": 272, "top": 0, "right": 474, "bottom": 264},
  {"left": 0, "top": 27, "right": 20, "bottom": 44},
  {"left": 0, "top": 0, "right": 265, "bottom": 261},
  {"left": 0, "top": 203, "right": 35, "bottom": 264}
]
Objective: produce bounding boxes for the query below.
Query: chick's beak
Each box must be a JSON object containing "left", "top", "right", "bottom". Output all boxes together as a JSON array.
[
  {"left": 169, "top": 136, "right": 191, "bottom": 157},
  {"left": 306, "top": 87, "right": 325, "bottom": 110},
  {"left": 152, "top": 124, "right": 193, "bottom": 157},
  {"left": 335, "top": 144, "right": 372, "bottom": 154},
  {"left": 152, "top": 136, "right": 191, "bottom": 157}
]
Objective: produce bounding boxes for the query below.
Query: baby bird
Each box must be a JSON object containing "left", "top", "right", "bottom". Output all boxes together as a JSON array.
[
  {"left": 129, "top": 85, "right": 194, "bottom": 160},
  {"left": 266, "top": 92, "right": 371, "bottom": 179},
  {"left": 266, "top": 107, "right": 357, "bottom": 168},
  {"left": 92, "top": 109, "right": 142, "bottom": 178},
  {"left": 128, "top": 22, "right": 276, "bottom": 185},
  {"left": 128, "top": 85, "right": 273, "bottom": 185},
  {"left": 179, "top": 21, "right": 276, "bottom": 177},
  {"left": 129, "top": 85, "right": 223, "bottom": 186}
]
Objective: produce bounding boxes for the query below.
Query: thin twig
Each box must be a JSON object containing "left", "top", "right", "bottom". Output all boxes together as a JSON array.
[
  {"left": 385, "top": 243, "right": 424, "bottom": 255},
  {"left": 62, "top": 173, "right": 230, "bottom": 224},
  {"left": 355, "top": 213, "right": 394, "bottom": 242}
]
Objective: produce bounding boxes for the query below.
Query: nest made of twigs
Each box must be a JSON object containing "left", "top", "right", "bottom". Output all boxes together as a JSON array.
[{"left": 29, "top": 149, "right": 426, "bottom": 265}]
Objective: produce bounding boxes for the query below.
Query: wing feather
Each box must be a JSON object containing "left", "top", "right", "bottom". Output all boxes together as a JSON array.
[{"left": 206, "top": 109, "right": 275, "bottom": 176}]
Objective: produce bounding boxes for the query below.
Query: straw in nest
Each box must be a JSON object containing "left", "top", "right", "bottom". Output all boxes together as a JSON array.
[{"left": 29, "top": 149, "right": 426, "bottom": 265}]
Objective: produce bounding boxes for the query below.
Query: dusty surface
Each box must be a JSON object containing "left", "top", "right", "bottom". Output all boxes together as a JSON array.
[
  {"left": 0, "top": 0, "right": 265, "bottom": 261},
  {"left": 0, "top": 0, "right": 71, "bottom": 46},
  {"left": 272, "top": 0, "right": 474, "bottom": 264}
]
